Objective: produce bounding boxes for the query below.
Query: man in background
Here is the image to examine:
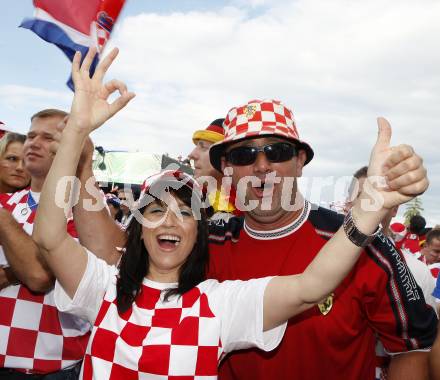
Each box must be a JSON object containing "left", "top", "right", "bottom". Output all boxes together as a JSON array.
[
  {"left": 0, "top": 109, "right": 90, "bottom": 378},
  {"left": 189, "top": 118, "right": 237, "bottom": 216}
]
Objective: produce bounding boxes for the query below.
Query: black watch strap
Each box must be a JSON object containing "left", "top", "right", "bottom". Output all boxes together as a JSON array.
[{"left": 343, "top": 209, "right": 381, "bottom": 247}]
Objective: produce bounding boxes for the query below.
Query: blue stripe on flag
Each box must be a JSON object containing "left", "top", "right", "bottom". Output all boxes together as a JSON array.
[{"left": 20, "top": 18, "right": 99, "bottom": 91}]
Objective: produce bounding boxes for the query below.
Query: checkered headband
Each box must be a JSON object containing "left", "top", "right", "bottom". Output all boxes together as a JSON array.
[
  {"left": 140, "top": 170, "right": 202, "bottom": 202},
  {"left": 209, "top": 99, "right": 314, "bottom": 171}
]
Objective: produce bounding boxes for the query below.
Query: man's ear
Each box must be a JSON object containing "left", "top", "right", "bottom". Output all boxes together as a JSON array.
[
  {"left": 221, "top": 156, "right": 227, "bottom": 174},
  {"left": 295, "top": 150, "right": 307, "bottom": 177}
]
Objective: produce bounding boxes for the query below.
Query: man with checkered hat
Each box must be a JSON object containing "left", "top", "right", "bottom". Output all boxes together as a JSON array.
[
  {"left": 207, "top": 99, "right": 437, "bottom": 380},
  {"left": 0, "top": 109, "right": 90, "bottom": 378},
  {"left": 189, "top": 119, "right": 237, "bottom": 216},
  {"left": 72, "top": 98, "right": 436, "bottom": 379}
]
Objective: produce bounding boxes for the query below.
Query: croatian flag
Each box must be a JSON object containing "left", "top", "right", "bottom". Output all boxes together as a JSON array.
[{"left": 20, "top": 0, "right": 126, "bottom": 90}]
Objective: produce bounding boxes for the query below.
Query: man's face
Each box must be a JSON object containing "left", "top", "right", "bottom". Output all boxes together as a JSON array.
[
  {"left": 23, "top": 115, "right": 64, "bottom": 178},
  {"left": 422, "top": 238, "right": 440, "bottom": 264},
  {"left": 222, "top": 136, "right": 307, "bottom": 226},
  {"left": 118, "top": 191, "right": 130, "bottom": 214},
  {"left": 188, "top": 139, "right": 218, "bottom": 180}
]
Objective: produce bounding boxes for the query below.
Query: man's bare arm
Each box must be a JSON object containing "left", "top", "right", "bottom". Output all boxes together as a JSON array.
[
  {"left": 388, "top": 351, "right": 429, "bottom": 380},
  {"left": 429, "top": 322, "right": 440, "bottom": 380},
  {"left": 0, "top": 208, "right": 53, "bottom": 292},
  {"left": 73, "top": 137, "right": 125, "bottom": 265}
]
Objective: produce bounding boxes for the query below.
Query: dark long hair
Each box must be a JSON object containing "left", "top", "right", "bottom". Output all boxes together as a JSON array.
[{"left": 116, "top": 186, "right": 209, "bottom": 313}]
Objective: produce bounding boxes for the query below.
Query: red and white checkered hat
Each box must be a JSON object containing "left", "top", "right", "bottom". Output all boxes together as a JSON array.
[{"left": 209, "top": 99, "right": 314, "bottom": 171}]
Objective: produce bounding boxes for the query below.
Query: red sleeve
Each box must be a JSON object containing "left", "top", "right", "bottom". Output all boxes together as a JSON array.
[
  {"left": 67, "top": 218, "right": 78, "bottom": 238},
  {"left": 0, "top": 193, "right": 13, "bottom": 210}
]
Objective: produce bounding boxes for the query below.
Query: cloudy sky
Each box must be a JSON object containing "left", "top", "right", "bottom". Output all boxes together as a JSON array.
[{"left": 1, "top": 0, "right": 439, "bottom": 225}]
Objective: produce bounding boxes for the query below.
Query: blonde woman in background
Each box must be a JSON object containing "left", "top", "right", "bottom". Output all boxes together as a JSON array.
[{"left": 0, "top": 132, "right": 30, "bottom": 193}]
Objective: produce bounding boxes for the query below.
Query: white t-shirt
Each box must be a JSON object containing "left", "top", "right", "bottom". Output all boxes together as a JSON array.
[
  {"left": 402, "top": 251, "right": 436, "bottom": 310},
  {"left": 54, "top": 251, "right": 286, "bottom": 379}
]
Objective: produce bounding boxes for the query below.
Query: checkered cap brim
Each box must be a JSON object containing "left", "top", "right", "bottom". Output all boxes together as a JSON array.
[
  {"left": 140, "top": 170, "right": 202, "bottom": 200},
  {"left": 209, "top": 99, "right": 314, "bottom": 171}
]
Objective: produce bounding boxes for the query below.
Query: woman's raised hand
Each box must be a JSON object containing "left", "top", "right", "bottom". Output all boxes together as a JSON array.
[{"left": 68, "top": 47, "right": 135, "bottom": 134}]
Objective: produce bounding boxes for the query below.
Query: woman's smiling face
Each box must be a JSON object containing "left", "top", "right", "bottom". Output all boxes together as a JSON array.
[
  {"left": 142, "top": 192, "right": 198, "bottom": 283},
  {"left": 0, "top": 141, "right": 30, "bottom": 192}
]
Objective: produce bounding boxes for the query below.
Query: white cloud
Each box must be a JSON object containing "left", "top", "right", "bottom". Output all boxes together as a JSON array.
[
  {"left": 0, "top": 85, "right": 71, "bottom": 110},
  {"left": 0, "top": 85, "right": 71, "bottom": 132},
  {"left": 90, "top": 0, "right": 439, "bottom": 223},
  {"left": 3, "top": 0, "right": 439, "bottom": 224},
  {"left": 102, "top": 0, "right": 440, "bottom": 151}
]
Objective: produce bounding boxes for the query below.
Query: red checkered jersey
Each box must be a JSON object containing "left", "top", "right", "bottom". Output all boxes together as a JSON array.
[
  {"left": 54, "top": 251, "right": 286, "bottom": 379},
  {"left": 420, "top": 256, "right": 440, "bottom": 278},
  {"left": 0, "top": 189, "right": 91, "bottom": 373},
  {"left": 428, "top": 263, "right": 440, "bottom": 279},
  {"left": 208, "top": 201, "right": 438, "bottom": 380},
  {"left": 430, "top": 266, "right": 440, "bottom": 278}
]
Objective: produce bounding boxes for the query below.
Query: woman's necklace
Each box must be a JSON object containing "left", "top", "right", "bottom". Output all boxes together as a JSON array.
[{"left": 21, "top": 191, "right": 38, "bottom": 216}]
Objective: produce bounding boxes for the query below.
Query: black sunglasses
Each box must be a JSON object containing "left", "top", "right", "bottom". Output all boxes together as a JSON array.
[{"left": 225, "top": 142, "right": 298, "bottom": 166}]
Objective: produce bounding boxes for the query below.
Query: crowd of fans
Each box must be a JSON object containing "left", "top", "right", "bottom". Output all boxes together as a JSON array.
[{"left": 0, "top": 48, "right": 439, "bottom": 380}]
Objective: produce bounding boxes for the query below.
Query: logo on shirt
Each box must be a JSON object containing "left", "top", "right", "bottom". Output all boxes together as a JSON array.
[{"left": 318, "top": 293, "right": 334, "bottom": 316}]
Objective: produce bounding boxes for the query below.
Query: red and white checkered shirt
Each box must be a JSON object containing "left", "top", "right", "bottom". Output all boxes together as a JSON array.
[
  {"left": 0, "top": 189, "right": 91, "bottom": 374},
  {"left": 428, "top": 263, "right": 440, "bottom": 278},
  {"left": 55, "top": 251, "right": 285, "bottom": 379},
  {"left": 420, "top": 256, "right": 440, "bottom": 278}
]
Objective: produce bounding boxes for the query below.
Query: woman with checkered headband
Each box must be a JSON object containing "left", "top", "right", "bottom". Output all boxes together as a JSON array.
[{"left": 32, "top": 48, "right": 429, "bottom": 379}]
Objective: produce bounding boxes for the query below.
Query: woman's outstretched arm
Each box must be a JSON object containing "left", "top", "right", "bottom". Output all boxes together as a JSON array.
[{"left": 33, "top": 48, "right": 135, "bottom": 298}]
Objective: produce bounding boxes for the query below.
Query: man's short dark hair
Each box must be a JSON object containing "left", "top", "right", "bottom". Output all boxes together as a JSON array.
[
  {"left": 347, "top": 166, "right": 368, "bottom": 200},
  {"left": 426, "top": 229, "right": 440, "bottom": 245},
  {"left": 409, "top": 215, "right": 426, "bottom": 235},
  {"left": 353, "top": 166, "right": 368, "bottom": 179},
  {"left": 210, "top": 118, "right": 225, "bottom": 128}
]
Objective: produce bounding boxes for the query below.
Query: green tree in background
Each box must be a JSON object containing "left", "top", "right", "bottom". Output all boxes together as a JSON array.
[{"left": 403, "top": 197, "right": 424, "bottom": 225}]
